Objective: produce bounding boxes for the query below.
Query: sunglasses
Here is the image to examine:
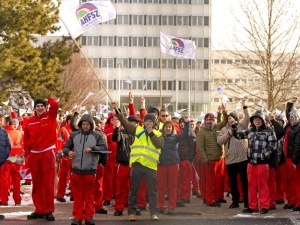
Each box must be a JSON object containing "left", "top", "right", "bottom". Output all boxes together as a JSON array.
[{"left": 161, "top": 115, "right": 169, "bottom": 117}]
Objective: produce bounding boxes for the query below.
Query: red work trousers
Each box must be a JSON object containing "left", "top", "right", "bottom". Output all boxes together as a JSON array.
[
  {"left": 191, "top": 162, "right": 199, "bottom": 192},
  {"left": 94, "top": 164, "right": 104, "bottom": 211},
  {"left": 285, "top": 158, "right": 300, "bottom": 206},
  {"left": 28, "top": 149, "right": 55, "bottom": 214},
  {"left": 115, "top": 164, "right": 130, "bottom": 212},
  {"left": 158, "top": 164, "right": 179, "bottom": 210},
  {"left": 199, "top": 162, "right": 206, "bottom": 201},
  {"left": 56, "top": 157, "right": 72, "bottom": 198},
  {"left": 102, "top": 161, "right": 117, "bottom": 201},
  {"left": 177, "top": 160, "right": 192, "bottom": 202},
  {"left": 205, "top": 159, "right": 224, "bottom": 204},
  {"left": 268, "top": 167, "right": 276, "bottom": 208},
  {"left": 0, "top": 162, "right": 22, "bottom": 204},
  {"left": 72, "top": 173, "right": 95, "bottom": 221},
  {"left": 247, "top": 163, "right": 269, "bottom": 210},
  {"left": 275, "top": 162, "right": 286, "bottom": 201},
  {"left": 138, "top": 178, "right": 147, "bottom": 207}
]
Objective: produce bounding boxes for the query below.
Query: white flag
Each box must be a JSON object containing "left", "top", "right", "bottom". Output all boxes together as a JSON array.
[
  {"left": 163, "top": 103, "right": 170, "bottom": 108},
  {"left": 83, "top": 92, "right": 94, "bottom": 102},
  {"left": 91, "top": 105, "right": 96, "bottom": 111},
  {"left": 27, "top": 108, "right": 32, "bottom": 114},
  {"left": 160, "top": 32, "right": 196, "bottom": 59},
  {"left": 200, "top": 111, "right": 205, "bottom": 117},
  {"left": 124, "top": 78, "right": 132, "bottom": 84},
  {"left": 19, "top": 169, "right": 28, "bottom": 179},
  {"left": 215, "top": 86, "right": 224, "bottom": 95},
  {"left": 60, "top": 1, "right": 117, "bottom": 39},
  {"left": 80, "top": 106, "right": 86, "bottom": 111},
  {"left": 175, "top": 109, "right": 186, "bottom": 114},
  {"left": 99, "top": 104, "right": 109, "bottom": 111},
  {"left": 19, "top": 108, "right": 27, "bottom": 116},
  {"left": 1, "top": 100, "right": 9, "bottom": 106},
  {"left": 23, "top": 173, "right": 32, "bottom": 180},
  {"left": 23, "top": 96, "right": 29, "bottom": 105}
]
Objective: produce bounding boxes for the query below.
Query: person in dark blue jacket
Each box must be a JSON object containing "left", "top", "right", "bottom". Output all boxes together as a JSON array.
[
  {"left": 157, "top": 115, "right": 190, "bottom": 215},
  {"left": 0, "top": 124, "right": 11, "bottom": 220}
]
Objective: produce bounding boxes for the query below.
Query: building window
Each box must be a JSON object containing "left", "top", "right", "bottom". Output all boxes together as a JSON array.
[
  {"left": 161, "top": 16, "right": 175, "bottom": 25},
  {"left": 147, "top": 37, "right": 159, "bottom": 46},
  {"left": 132, "top": 0, "right": 144, "bottom": 3},
  {"left": 214, "top": 59, "right": 219, "bottom": 64},
  {"left": 179, "top": 81, "right": 188, "bottom": 90},
  {"left": 117, "top": 15, "right": 130, "bottom": 25},
  {"left": 87, "top": 36, "right": 93, "bottom": 45},
  {"left": 146, "top": 15, "right": 160, "bottom": 25},
  {"left": 132, "top": 15, "right": 144, "bottom": 25},
  {"left": 146, "top": 59, "right": 159, "bottom": 68},
  {"left": 204, "top": 59, "right": 209, "bottom": 69},
  {"left": 176, "top": 16, "right": 189, "bottom": 26},
  {"left": 204, "top": 16, "right": 209, "bottom": 26},
  {"left": 101, "top": 36, "right": 114, "bottom": 46},
  {"left": 227, "top": 59, "right": 233, "bottom": 64},
  {"left": 132, "top": 58, "right": 144, "bottom": 68},
  {"left": 204, "top": 81, "right": 209, "bottom": 91},
  {"left": 177, "top": 0, "right": 189, "bottom": 3},
  {"left": 191, "top": 38, "right": 203, "bottom": 47},
  {"left": 117, "top": 0, "right": 130, "bottom": 3},
  {"left": 153, "top": 80, "right": 158, "bottom": 90},
  {"left": 162, "top": 81, "right": 167, "bottom": 90},
  {"left": 221, "top": 59, "right": 226, "bottom": 64},
  {"left": 203, "top": 38, "right": 209, "bottom": 47},
  {"left": 101, "top": 58, "right": 114, "bottom": 68},
  {"left": 191, "top": 16, "right": 203, "bottom": 26},
  {"left": 81, "top": 36, "right": 86, "bottom": 45},
  {"left": 117, "top": 36, "right": 129, "bottom": 46},
  {"left": 214, "top": 98, "right": 219, "bottom": 102},
  {"left": 162, "top": 59, "right": 174, "bottom": 69},
  {"left": 161, "top": 0, "right": 175, "bottom": 3},
  {"left": 132, "top": 37, "right": 144, "bottom": 46},
  {"left": 168, "top": 81, "right": 174, "bottom": 90},
  {"left": 146, "top": 0, "right": 159, "bottom": 3},
  {"left": 191, "top": 0, "right": 204, "bottom": 3},
  {"left": 117, "top": 58, "right": 129, "bottom": 68}
]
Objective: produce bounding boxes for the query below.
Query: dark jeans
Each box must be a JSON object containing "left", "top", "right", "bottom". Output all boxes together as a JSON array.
[
  {"left": 226, "top": 160, "right": 248, "bottom": 206},
  {"left": 128, "top": 163, "right": 158, "bottom": 215}
]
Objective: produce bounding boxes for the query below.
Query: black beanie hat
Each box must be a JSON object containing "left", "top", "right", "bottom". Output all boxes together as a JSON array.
[
  {"left": 34, "top": 99, "right": 46, "bottom": 108},
  {"left": 144, "top": 113, "right": 156, "bottom": 123},
  {"left": 229, "top": 112, "right": 239, "bottom": 122}
]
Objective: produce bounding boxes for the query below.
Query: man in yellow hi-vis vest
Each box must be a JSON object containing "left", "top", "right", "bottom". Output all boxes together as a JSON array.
[{"left": 111, "top": 102, "right": 164, "bottom": 222}]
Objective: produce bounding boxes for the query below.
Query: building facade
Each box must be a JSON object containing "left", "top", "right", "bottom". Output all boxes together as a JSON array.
[{"left": 80, "top": 0, "right": 211, "bottom": 117}]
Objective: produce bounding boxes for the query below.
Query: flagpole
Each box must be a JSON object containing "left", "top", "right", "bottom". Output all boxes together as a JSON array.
[
  {"left": 106, "top": 64, "right": 109, "bottom": 114},
  {"left": 188, "top": 65, "right": 191, "bottom": 117},
  {"left": 118, "top": 64, "right": 121, "bottom": 107},
  {"left": 175, "top": 64, "right": 178, "bottom": 112},
  {"left": 73, "top": 40, "right": 113, "bottom": 102},
  {"left": 159, "top": 52, "right": 162, "bottom": 109}
]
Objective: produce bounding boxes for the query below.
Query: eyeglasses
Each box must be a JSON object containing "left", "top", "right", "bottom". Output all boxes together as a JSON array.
[{"left": 161, "top": 115, "right": 169, "bottom": 117}]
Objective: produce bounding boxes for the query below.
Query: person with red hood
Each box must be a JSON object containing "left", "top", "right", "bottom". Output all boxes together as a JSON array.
[
  {"left": 102, "top": 112, "right": 118, "bottom": 206},
  {"left": 24, "top": 98, "right": 59, "bottom": 221}
]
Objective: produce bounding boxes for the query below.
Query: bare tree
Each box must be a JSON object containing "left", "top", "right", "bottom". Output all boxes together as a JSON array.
[
  {"left": 212, "top": 0, "right": 300, "bottom": 111},
  {"left": 59, "top": 53, "right": 107, "bottom": 113}
]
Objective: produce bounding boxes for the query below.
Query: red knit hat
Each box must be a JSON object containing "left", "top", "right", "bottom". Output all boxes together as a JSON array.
[{"left": 204, "top": 113, "right": 215, "bottom": 120}]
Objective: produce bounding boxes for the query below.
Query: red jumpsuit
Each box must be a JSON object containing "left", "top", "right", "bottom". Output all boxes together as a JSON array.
[
  {"left": 102, "top": 118, "right": 118, "bottom": 203},
  {"left": 0, "top": 125, "right": 23, "bottom": 205},
  {"left": 24, "top": 98, "right": 58, "bottom": 214},
  {"left": 56, "top": 124, "right": 72, "bottom": 199}
]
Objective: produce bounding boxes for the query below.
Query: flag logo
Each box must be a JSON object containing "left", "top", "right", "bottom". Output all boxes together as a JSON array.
[
  {"left": 76, "top": 3, "right": 100, "bottom": 28},
  {"left": 170, "top": 38, "right": 185, "bottom": 54}
]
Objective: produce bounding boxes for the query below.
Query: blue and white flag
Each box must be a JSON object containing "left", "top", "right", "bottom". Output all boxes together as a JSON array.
[
  {"left": 60, "top": 0, "right": 116, "bottom": 39},
  {"left": 160, "top": 32, "right": 196, "bottom": 59}
]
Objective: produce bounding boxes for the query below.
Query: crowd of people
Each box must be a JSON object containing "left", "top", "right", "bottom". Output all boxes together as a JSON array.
[{"left": 0, "top": 93, "right": 300, "bottom": 225}]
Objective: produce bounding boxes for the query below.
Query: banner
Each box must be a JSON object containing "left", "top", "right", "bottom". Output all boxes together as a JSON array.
[
  {"left": 160, "top": 32, "right": 196, "bottom": 59},
  {"left": 60, "top": 0, "right": 117, "bottom": 39}
]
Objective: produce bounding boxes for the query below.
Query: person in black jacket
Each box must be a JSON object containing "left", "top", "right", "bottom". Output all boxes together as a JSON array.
[
  {"left": 176, "top": 117, "right": 196, "bottom": 207},
  {"left": 0, "top": 125, "right": 11, "bottom": 220},
  {"left": 112, "top": 115, "right": 141, "bottom": 216}
]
